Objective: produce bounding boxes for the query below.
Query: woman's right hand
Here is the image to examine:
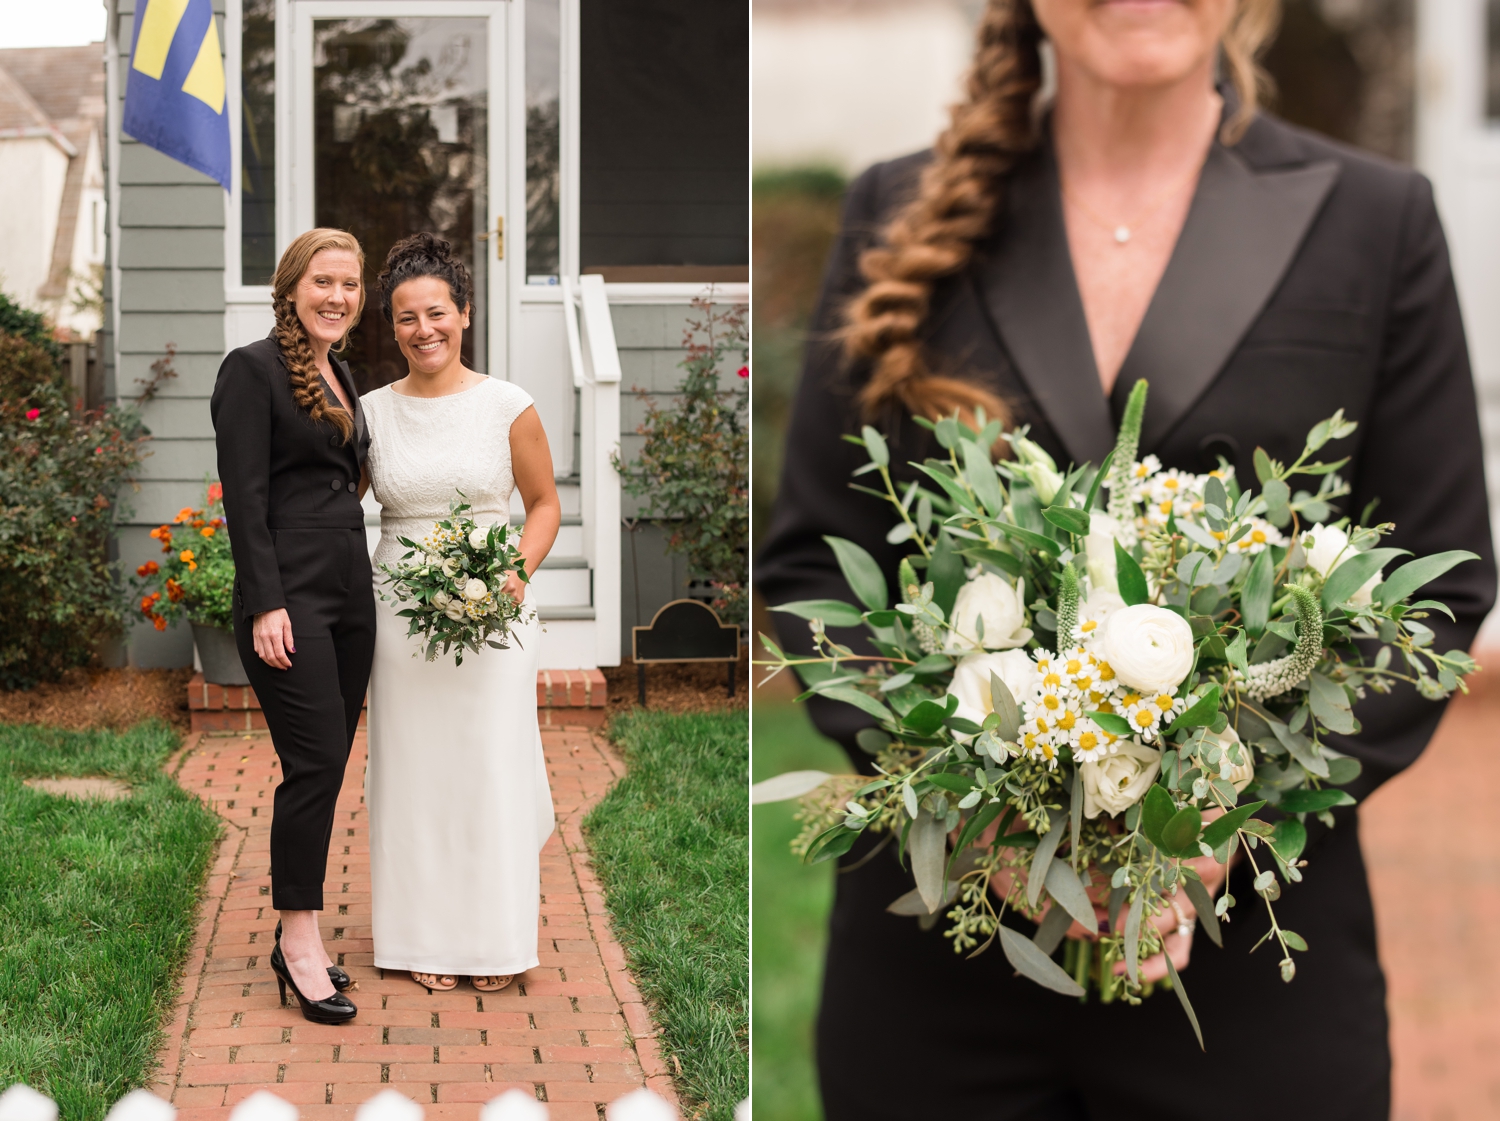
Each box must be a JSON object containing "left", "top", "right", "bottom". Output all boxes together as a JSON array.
[{"left": 253, "top": 608, "right": 295, "bottom": 670}]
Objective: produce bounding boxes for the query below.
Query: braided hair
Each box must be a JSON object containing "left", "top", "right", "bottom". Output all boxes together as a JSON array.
[
  {"left": 270, "top": 228, "right": 365, "bottom": 442},
  {"left": 376, "top": 232, "right": 474, "bottom": 322},
  {"left": 844, "top": 0, "right": 1280, "bottom": 423}
]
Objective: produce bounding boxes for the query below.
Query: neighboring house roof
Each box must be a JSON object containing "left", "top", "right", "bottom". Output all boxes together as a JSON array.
[{"left": 0, "top": 45, "right": 106, "bottom": 302}]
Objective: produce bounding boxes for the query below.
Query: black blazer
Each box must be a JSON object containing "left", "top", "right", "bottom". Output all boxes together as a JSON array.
[
  {"left": 210, "top": 333, "right": 370, "bottom": 618},
  {"left": 756, "top": 108, "right": 1496, "bottom": 1115}
]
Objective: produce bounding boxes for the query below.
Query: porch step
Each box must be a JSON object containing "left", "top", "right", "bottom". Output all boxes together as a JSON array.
[
  {"left": 185, "top": 668, "right": 608, "bottom": 733},
  {"left": 530, "top": 555, "right": 592, "bottom": 608}
]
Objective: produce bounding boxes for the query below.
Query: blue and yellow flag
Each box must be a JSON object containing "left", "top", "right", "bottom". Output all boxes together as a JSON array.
[{"left": 123, "top": 0, "right": 231, "bottom": 190}]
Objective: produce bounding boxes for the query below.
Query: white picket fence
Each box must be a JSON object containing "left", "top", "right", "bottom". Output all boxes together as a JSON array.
[{"left": 0, "top": 1084, "right": 751, "bottom": 1121}]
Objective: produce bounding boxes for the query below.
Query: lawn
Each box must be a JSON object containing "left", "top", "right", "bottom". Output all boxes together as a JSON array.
[
  {"left": 585, "top": 709, "right": 749, "bottom": 1120},
  {"left": 750, "top": 701, "right": 850, "bottom": 1121},
  {"left": 0, "top": 720, "right": 221, "bottom": 1120}
]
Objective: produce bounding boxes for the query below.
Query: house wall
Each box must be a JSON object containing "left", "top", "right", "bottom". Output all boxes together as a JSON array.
[
  {"left": 0, "top": 135, "right": 70, "bottom": 310},
  {"left": 107, "top": 0, "right": 229, "bottom": 668},
  {"left": 57, "top": 129, "right": 107, "bottom": 337}
]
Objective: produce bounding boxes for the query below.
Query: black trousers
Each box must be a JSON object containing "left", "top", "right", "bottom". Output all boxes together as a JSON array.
[
  {"left": 234, "top": 526, "right": 375, "bottom": 912},
  {"left": 816, "top": 814, "right": 1390, "bottom": 1121}
]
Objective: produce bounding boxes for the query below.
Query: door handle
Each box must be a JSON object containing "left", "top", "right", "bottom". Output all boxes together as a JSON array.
[{"left": 478, "top": 217, "right": 504, "bottom": 260}]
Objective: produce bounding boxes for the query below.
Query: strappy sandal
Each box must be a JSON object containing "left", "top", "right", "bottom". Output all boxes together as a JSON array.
[
  {"left": 412, "top": 971, "right": 458, "bottom": 992},
  {"left": 471, "top": 975, "right": 515, "bottom": 992}
]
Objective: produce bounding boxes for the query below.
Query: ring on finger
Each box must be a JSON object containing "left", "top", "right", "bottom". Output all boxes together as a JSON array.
[{"left": 1170, "top": 900, "right": 1192, "bottom": 939}]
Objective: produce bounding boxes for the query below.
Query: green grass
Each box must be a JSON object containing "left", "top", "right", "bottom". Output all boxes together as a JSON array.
[
  {"left": 750, "top": 702, "right": 850, "bottom": 1121},
  {"left": 0, "top": 720, "right": 222, "bottom": 1120},
  {"left": 585, "top": 710, "right": 749, "bottom": 1120}
]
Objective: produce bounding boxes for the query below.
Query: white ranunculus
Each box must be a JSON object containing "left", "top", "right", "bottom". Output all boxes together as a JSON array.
[
  {"left": 443, "top": 602, "right": 466, "bottom": 621},
  {"left": 463, "top": 577, "right": 488, "bottom": 601},
  {"left": 1208, "top": 726, "right": 1255, "bottom": 793},
  {"left": 432, "top": 590, "right": 451, "bottom": 608},
  {"left": 1100, "top": 603, "right": 1195, "bottom": 695},
  {"left": 1083, "top": 511, "right": 1124, "bottom": 594},
  {"left": 441, "top": 557, "right": 460, "bottom": 578},
  {"left": 1303, "top": 523, "right": 1381, "bottom": 606},
  {"left": 1081, "top": 740, "right": 1163, "bottom": 818},
  {"left": 946, "top": 573, "right": 1032, "bottom": 651},
  {"left": 468, "top": 526, "right": 490, "bottom": 550},
  {"left": 425, "top": 553, "right": 443, "bottom": 568},
  {"left": 946, "top": 650, "right": 1037, "bottom": 731}
]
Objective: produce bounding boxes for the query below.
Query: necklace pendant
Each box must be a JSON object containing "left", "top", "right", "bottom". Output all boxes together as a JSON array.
[{"left": 1113, "top": 225, "right": 1131, "bottom": 245}]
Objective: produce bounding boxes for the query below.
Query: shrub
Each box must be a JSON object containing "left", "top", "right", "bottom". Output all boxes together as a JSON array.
[
  {"left": 0, "top": 334, "right": 149, "bottom": 689},
  {"left": 617, "top": 297, "right": 748, "bottom": 623},
  {"left": 131, "top": 481, "right": 233, "bottom": 631},
  {"left": 0, "top": 293, "right": 63, "bottom": 364}
]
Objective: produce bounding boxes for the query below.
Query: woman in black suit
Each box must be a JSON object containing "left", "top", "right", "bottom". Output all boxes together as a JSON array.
[
  {"left": 756, "top": 2, "right": 1496, "bottom": 1118},
  {"left": 211, "top": 227, "right": 374, "bottom": 1024}
]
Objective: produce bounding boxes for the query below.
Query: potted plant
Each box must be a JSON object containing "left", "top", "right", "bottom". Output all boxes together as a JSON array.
[{"left": 133, "top": 480, "right": 245, "bottom": 684}]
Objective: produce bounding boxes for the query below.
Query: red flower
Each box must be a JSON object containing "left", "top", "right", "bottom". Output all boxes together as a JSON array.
[
  {"left": 736, "top": 366, "right": 748, "bottom": 379},
  {"left": 26, "top": 408, "right": 40, "bottom": 420},
  {"left": 152, "top": 615, "right": 168, "bottom": 631},
  {"left": 136, "top": 561, "right": 160, "bottom": 577},
  {"left": 95, "top": 447, "right": 103, "bottom": 455},
  {"left": 207, "top": 482, "right": 223, "bottom": 503}
]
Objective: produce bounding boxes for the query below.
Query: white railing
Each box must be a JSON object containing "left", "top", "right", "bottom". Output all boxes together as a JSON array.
[
  {"left": 561, "top": 273, "right": 623, "bottom": 666},
  {"left": 0, "top": 1084, "right": 747, "bottom": 1121}
]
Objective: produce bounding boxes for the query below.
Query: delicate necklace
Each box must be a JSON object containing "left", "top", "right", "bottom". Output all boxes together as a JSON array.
[{"left": 1060, "top": 159, "right": 1204, "bottom": 246}]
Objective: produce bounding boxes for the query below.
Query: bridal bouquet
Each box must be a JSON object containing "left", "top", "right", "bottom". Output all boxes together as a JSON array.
[
  {"left": 378, "top": 495, "right": 534, "bottom": 665},
  {"left": 754, "top": 381, "right": 1478, "bottom": 1042}
]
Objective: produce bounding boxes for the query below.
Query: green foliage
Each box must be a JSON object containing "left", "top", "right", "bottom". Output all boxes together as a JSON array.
[
  {"left": 586, "top": 709, "right": 748, "bottom": 1121},
  {"left": 129, "top": 481, "right": 234, "bottom": 631},
  {"left": 618, "top": 298, "right": 748, "bottom": 622},
  {"left": 0, "top": 335, "right": 149, "bottom": 689},
  {"left": 0, "top": 291, "right": 62, "bottom": 363},
  {"left": 0, "top": 721, "right": 221, "bottom": 1120}
]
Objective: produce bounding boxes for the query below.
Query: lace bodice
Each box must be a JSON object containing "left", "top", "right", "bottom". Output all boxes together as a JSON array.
[{"left": 362, "top": 377, "right": 535, "bottom": 568}]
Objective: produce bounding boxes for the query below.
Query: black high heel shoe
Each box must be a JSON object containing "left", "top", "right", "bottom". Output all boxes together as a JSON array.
[
  {"left": 269, "top": 943, "right": 358, "bottom": 1024},
  {"left": 275, "top": 920, "right": 353, "bottom": 991}
]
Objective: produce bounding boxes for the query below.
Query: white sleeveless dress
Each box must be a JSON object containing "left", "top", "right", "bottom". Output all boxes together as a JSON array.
[{"left": 362, "top": 376, "right": 554, "bottom": 976}]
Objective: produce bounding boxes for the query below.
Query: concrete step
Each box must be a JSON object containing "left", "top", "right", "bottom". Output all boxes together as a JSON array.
[{"left": 529, "top": 560, "right": 591, "bottom": 608}]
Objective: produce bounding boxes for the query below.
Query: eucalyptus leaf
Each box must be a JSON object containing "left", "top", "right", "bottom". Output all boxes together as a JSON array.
[
  {"left": 771, "top": 599, "right": 867, "bottom": 628},
  {"left": 823, "top": 536, "right": 889, "bottom": 612},
  {"left": 749, "top": 770, "right": 832, "bottom": 805},
  {"left": 1044, "top": 505, "right": 1092, "bottom": 536},
  {"left": 1033, "top": 900, "right": 1075, "bottom": 956},
  {"left": 820, "top": 685, "right": 892, "bottom": 722},
  {"left": 1141, "top": 784, "right": 1176, "bottom": 850},
  {"left": 1045, "top": 859, "right": 1099, "bottom": 933},
  {"left": 1377, "top": 550, "right": 1481, "bottom": 608},
  {"left": 1309, "top": 672, "right": 1357, "bottom": 734},
  {"left": 999, "top": 925, "right": 1086, "bottom": 998},
  {"left": 910, "top": 808, "right": 948, "bottom": 914},
  {"left": 887, "top": 880, "right": 958, "bottom": 916},
  {"left": 1164, "top": 952, "right": 1205, "bottom": 1051},
  {"left": 1160, "top": 806, "right": 1203, "bottom": 858},
  {"left": 990, "top": 672, "right": 1022, "bottom": 742},
  {"left": 1177, "top": 551, "right": 1215, "bottom": 588},
  {"left": 1181, "top": 877, "right": 1223, "bottom": 948},
  {"left": 855, "top": 728, "right": 891, "bottom": 755},
  {"left": 1243, "top": 548, "right": 1273, "bottom": 635},
  {"left": 861, "top": 424, "right": 889, "bottom": 468},
  {"left": 1278, "top": 788, "right": 1355, "bottom": 814},
  {"left": 1321, "top": 547, "right": 1409, "bottom": 612},
  {"left": 1027, "top": 809, "right": 1067, "bottom": 910},
  {"left": 1271, "top": 818, "right": 1308, "bottom": 862},
  {"left": 962, "top": 441, "right": 1007, "bottom": 515},
  {"left": 1200, "top": 800, "right": 1266, "bottom": 849},
  {"left": 1115, "top": 541, "right": 1149, "bottom": 606},
  {"left": 1124, "top": 893, "right": 1145, "bottom": 986}
]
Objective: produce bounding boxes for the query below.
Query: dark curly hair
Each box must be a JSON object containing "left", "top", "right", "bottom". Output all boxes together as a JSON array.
[{"left": 377, "top": 232, "right": 474, "bottom": 322}]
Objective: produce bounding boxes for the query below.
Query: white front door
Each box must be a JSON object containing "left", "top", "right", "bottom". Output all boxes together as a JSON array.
[{"left": 283, "top": 0, "right": 521, "bottom": 390}]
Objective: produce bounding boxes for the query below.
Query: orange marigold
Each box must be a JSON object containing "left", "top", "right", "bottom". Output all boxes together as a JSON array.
[
  {"left": 179, "top": 549, "right": 197, "bottom": 571},
  {"left": 152, "top": 615, "right": 168, "bottom": 631},
  {"left": 173, "top": 506, "right": 197, "bottom": 524},
  {"left": 136, "top": 561, "right": 160, "bottom": 577},
  {"left": 165, "top": 578, "right": 185, "bottom": 603},
  {"left": 207, "top": 482, "right": 223, "bottom": 503},
  {"left": 200, "top": 526, "right": 216, "bottom": 538}
]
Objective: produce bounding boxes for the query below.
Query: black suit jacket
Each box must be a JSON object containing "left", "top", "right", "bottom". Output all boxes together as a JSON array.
[
  {"left": 756, "top": 110, "right": 1496, "bottom": 1118},
  {"left": 211, "top": 334, "right": 370, "bottom": 618}
]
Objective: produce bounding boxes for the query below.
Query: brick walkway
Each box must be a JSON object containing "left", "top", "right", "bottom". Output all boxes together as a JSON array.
[
  {"left": 1363, "top": 679, "right": 1500, "bottom": 1121},
  {"left": 149, "top": 725, "right": 676, "bottom": 1120}
]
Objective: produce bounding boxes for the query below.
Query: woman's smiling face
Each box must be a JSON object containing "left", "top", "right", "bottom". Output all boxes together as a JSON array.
[
  {"left": 390, "top": 275, "right": 471, "bottom": 376},
  {"left": 294, "top": 248, "right": 363, "bottom": 349},
  {"left": 1033, "top": 0, "right": 1235, "bottom": 90}
]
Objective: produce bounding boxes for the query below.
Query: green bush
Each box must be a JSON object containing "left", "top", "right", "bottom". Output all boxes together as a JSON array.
[
  {"left": 618, "top": 298, "right": 749, "bottom": 622},
  {"left": 0, "top": 292, "right": 63, "bottom": 363},
  {"left": 0, "top": 333, "right": 149, "bottom": 689}
]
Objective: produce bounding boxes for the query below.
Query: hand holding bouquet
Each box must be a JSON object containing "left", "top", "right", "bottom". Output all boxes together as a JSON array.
[
  {"left": 753, "top": 381, "right": 1479, "bottom": 1044},
  {"left": 379, "top": 494, "right": 534, "bottom": 665}
]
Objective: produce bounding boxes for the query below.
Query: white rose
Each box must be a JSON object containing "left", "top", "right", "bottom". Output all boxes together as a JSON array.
[
  {"left": 946, "top": 573, "right": 1032, "bottom": 652},
  {"left": 1081, "top": 740, "right": 1163, "bottom": 818},
  {"left": 1083, "top": 511, "right": 1124, "bottom": 594},
  {"left": 432, "top": 590, "right": 451, "bottom": 608},
  {"left": 443, "top": 602, "right": 466, "bottom": 621},
  {"left": 1303, "top": 524, "right": 1381, "bottom": 606},
  {"left": 1208, "top": 726, "right": 1255, "bottom": 793},
  {"left": 463, "top": 577, "right": 488, "bottom": 601},
  {"left": 946, "top": 650, "right": 1037, "bottom": 732},
  {"left": 468, "top": 526, "right": 490, "bottom": 550},
  {"left": 441, "top": 557, "right": 460, "bottom": 578},
  {"left": 1100, "top": 603, "right": 1195, "bottom": 695}
]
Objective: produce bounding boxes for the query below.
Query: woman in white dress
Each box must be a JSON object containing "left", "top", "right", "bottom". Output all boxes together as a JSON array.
[{"left": 361, "top": 233, "right": 559, "bottom": 992}]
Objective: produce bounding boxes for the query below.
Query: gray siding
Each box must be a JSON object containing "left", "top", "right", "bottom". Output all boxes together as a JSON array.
[{"left": 108, "top": 0, "right": 228, "bottom": 667}]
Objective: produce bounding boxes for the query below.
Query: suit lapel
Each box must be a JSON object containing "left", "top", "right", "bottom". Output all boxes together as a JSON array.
[
  {"left": 1111, "top": 143, "right": 1339, "bottom": 450},
  {"left": 330, "top": 356, "right": 368, "bottom": 455},
  {"left": 979, "top": 145, "right": 1118, "bottom": 467}
]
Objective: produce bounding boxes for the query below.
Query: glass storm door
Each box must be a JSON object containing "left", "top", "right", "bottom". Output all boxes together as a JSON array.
[{"left": 290, "top": 2, "right": 514, "bottom": 393}]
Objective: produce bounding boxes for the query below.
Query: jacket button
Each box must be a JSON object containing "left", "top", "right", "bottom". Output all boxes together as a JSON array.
[
  {"left": 347, "top": 481, "right": 357, "bottom": 493},
  {"left": 331, "top": 479, "right": 342, "bottom": 490}
]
